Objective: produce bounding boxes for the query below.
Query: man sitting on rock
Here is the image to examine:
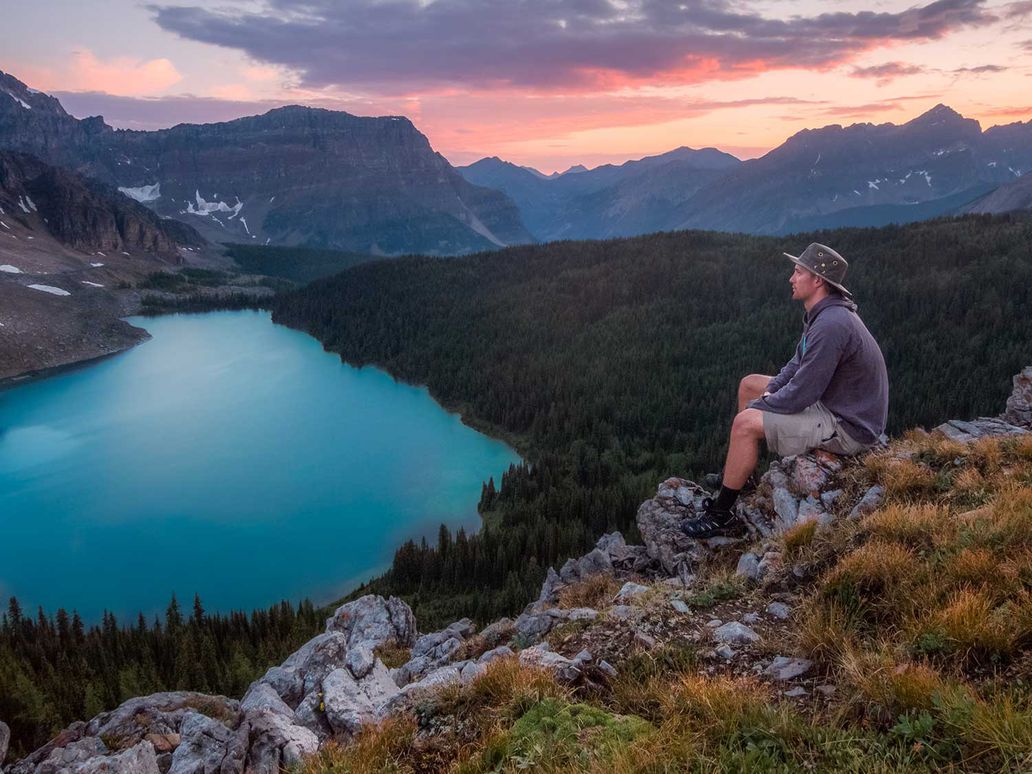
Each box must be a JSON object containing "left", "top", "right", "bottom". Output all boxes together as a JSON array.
[{"left": 681, "top": 243, "right": 889, "bottom": 539}]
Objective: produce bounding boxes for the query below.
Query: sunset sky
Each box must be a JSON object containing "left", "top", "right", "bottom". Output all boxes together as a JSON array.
[{"left": 2, "top": 0, "right": 1030, "bottom": 172}]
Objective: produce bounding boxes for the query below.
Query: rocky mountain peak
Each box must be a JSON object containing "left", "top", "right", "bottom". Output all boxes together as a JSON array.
[
  {"left": 0, "top": 72, "right": 532, "bottom": 255},
  {"left": 0, "top": 70, "right": 69, "bottom": 118},
  {"left": 903, "top": 102, "right": 981, "bottom": 135}
]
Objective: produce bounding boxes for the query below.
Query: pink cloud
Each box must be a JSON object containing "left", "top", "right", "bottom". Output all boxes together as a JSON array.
[{"left": 22, "top": 50, "right": 182, "bottom": 97}]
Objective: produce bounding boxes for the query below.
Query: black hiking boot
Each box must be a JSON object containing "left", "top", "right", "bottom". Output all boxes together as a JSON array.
[{"left": 680, "top": 498, "right": 747, "bottom": 539}]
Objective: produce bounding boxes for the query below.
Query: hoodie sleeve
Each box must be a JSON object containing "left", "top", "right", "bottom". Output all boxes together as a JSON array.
[
  {"left": 748, "top": 315, "right": 847, "bottom": 414},
  {"left": 765, "top": 345, "right": 802, "bottom": 394}
]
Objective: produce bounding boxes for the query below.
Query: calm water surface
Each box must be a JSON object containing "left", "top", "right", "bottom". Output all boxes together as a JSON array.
[{"left": 0, "top": 310, "right": 519, "bottom": 621}]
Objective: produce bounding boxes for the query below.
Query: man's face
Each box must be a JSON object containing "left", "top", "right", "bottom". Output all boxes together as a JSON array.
[{"left": 790, "top": 263, "right": 821, "bottom": 301}]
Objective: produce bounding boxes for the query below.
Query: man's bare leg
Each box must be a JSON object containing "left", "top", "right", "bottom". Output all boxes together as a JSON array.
[
  {"left": 722, "top": 408, "right": 766, "bottom": 489},
  {"left": 738, "top": 374, "right": 773, "bottom": 412}
]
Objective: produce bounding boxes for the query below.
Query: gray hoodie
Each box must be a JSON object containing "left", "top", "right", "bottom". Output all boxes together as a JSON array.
[{"left": 748, "top": 295, "right": 888, "bottom": 446}]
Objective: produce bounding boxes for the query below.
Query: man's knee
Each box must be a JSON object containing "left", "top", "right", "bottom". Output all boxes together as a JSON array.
[
  {"left": 738, "top": 374, "right": 771, "bottom": 403},
  {"left": 731, "top": 408, "right": 765, "bottom": 438}
]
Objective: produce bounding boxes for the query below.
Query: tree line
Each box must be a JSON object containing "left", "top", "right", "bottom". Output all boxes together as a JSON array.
[{"left": 0, "top": 595, "right": 322, "bottom": 757}]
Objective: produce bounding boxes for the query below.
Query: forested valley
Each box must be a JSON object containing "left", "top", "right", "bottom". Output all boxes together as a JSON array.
[
  {"left": 3, "top": 213, "right": 1030, "bottom": 755},
  {"left": 272, "top": 214, "right": 1032, "bottom": 627}
]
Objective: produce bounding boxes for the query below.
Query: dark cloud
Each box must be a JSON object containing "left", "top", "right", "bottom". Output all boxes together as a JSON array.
[
  {"left": 850, "top": 62, "right": 926, "bottom": 81},
  {"left": 149, "top": 0, "right": 997, "bottom": 93},
  {"left": 1004, "top": 1, "right": 1032, "bottom": 17},
  {"left": 951, "top": 64, "right": 1007, "bottom": 73}
]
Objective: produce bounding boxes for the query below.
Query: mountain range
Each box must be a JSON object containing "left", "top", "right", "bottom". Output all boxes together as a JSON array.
[
  {"left": 2, "top": 68, "right": 1032, "bottom": 255},
  {"left": 0, "top": 71, "right": 532, "bottom": 256},
  {"left": 461, "top": 105, "right": 1032, "bottom": 240}
]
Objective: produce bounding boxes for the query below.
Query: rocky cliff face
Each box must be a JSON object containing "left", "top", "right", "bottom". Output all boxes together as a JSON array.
[
  {"left": 0, "top": 151, "right": 202, "bottom": 259},
  {"left": 0, "top": 71, "right": 532, "bottom": 256},
  {"left": 5, "top": 367, "right": 1028, "bottom": 773}
]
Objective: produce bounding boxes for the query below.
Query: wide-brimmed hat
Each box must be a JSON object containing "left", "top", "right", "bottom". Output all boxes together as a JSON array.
[{"left": 783, "top": 242, "right": 852, "bottom": 298}]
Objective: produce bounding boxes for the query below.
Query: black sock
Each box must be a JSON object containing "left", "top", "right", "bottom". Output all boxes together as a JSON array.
[{"left": 714, "top": 485, "right": 741, "bottom": 512}]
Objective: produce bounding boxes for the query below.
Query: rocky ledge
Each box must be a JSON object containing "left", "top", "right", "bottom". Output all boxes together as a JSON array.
[{"left": 3, "top": 367, "right": 1029, "bottom": 773}]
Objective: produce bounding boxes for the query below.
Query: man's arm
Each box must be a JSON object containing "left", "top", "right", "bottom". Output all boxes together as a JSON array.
[
  {"left": 765, "top": 346, "right": 801, "bottom": 395},
  {"left": 748, "top": 321, "right": 845, "bottom": 414}
]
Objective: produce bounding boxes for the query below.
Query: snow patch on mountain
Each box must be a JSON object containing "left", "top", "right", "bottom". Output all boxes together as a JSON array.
[
  {"left": 118, "top": 182, "right": 161, "bottom": 203},
  {"left": 28, "top": 284, "right": 70, "bottom": 296},
  {"left": 3, "top": 90, "right": 31, "bottom": 110},
  {"left": 184, "top": 191, "right": 244, "bottom": 218}
]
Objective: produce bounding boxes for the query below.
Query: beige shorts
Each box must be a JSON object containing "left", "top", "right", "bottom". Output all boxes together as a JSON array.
[{"left": 762, "top": 402, "right": 867, "bottom": 458}]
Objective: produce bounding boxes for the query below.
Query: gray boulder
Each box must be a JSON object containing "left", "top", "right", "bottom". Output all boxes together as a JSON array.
[
  {"left": 257, "top": 631, "right": 350, "bottom": 707},
  {"left": 635, "top": 478, "right": 714, "bottom": 576},
  {"left": 239, "top": 683, "right": 293, "bottom": 719},
  {"left": 614, "top": 582, "right": 650, "bottom": 603},
  {"left": 765, "top": 656, "right": 813, "bottom": 681},
  {"left": 558, "top": 548, "right": 613, "bottom": 584},
  {"left": 168, "top": 712, "right": 233, "bottom": 774},
  {"left": 84, "top": 692, "right": 240, "bottom": 744},
  {"left": 1, "top": 719, "right": 8, "bottom": 769},
  {"left": 518, "top": 644, "right": 581, "bottom": 682},
  {"left": 934, "top": 417, "right": 1028, "bottom": 443},
  {"left": 478, "top": 618, "right": 515, "bottom": 648},
  {"left": 477, "top": 646, "right": 514, "bottom": 665},
  {"left": 766, "top": 601, "right": 792, "bottom": 620},
  {"left": 1003, "top": 366, "right": 1032, "bottom": 427},
  {"left": 324, "top": 595, "right": 417, "bottom": 650},
  {"left": 321, "top": 661, "right": 401, "bottom": 737},
  {"left": 345, "top": 645, "right": 376, "bottom": 680},
  {"left": 735, "top": 552, "right": 760, "bottom": 582},
  {"left": 771, "top": 486, "right": 799, "bottom": 531},
  {"left": 292, "top": 692, "right": 333, "bottom": 742},
  {"left": 713, "top": 622, "right": 761, "bottom": 645},
  {"left": 536, "top": 567, "right": 563, "bottom": 606},
  {"left": 244, "top": 710, "right": 319, "bottom": 774},
  {"left": 394, "top": 618, "right": 475, "bottom": 686},
  {"left": 848, "top": 485, "right": 885, "bottom": 520},
  {"left": 513, "top": 608, "right": 565, "bottom": 644},
  {"left": 70, "top": 741, "right": 160, "bottom": 774}
]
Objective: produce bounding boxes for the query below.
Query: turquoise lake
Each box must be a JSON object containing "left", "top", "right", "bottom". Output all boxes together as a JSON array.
[{"left": 0, "top": 310, "right": 520, "bottom": 622}]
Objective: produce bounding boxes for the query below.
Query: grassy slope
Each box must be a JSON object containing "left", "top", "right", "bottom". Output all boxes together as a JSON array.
[{"left": 303, "top": 430, "right": 1031, "bottom": 773}]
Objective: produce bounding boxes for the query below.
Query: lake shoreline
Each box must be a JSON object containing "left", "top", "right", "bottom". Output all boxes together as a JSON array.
[{"left": 0, "top": 310, "right": 520, "bottom": 623}]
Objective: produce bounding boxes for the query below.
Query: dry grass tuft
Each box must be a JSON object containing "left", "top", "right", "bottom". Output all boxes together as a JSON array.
[
  {"left": 783, "top": 520, "right": 818, "bottom": 556},
  {"left": 797, "top": 600, "right": 859, "bottom": 668},
  {"left": 557, "top": 574, "right": 622, "bottom": 610},
  {"left": 303, "top": 715, "right": 418, "bottom": 774},
  {"left": 437, "top": 657, "right": 569, "bottom": 722},
  {"left": 839, "top": 649, "right": 946, "bottom": 717},
  {"left": 864, "top": 503, "right": 942, "bottom": 551},
  {"left": 821, "top": 540, "right": 917, "bottom": 622}
]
